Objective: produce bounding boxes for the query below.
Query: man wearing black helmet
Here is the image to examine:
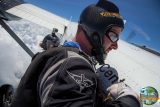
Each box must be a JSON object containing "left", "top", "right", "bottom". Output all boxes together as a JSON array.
[
  {"left": 11, "top": 0, "right": 140, "bottom": 107},
  {"left": 31, "top": 28, "right": 60, "bottom": 61},
  {"left": 78, "top": 0, "right": 124, "bottom": 64},
  {"left": 39, "top": 28, "right": 60, "bottom": 50}
]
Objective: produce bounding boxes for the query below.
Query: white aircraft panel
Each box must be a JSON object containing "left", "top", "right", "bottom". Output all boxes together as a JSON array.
[
  {"left": 6, "top": 3, "right": 69, "bottom": 34},
  {"left": 65, "top": 21, "right": 78, "bottom": 40}
]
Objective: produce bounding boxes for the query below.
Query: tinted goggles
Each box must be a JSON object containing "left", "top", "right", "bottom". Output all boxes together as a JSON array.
[
  {"left": 106, "top": 31, "right": 119, "bottom": 43},
  {"left": 81, "top": 24, "right": 119, "bottom": 43}
]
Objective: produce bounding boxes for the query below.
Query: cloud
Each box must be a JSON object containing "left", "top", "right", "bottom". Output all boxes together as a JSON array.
[
  {"left": 0, "top": 32, "right": 31, "bottom": 88},
  {"left": 0, "top": 18, "right": 78, "bottom": 88},
  {"left": 0, "top": 19, "right": 49, "bottom": 88}
]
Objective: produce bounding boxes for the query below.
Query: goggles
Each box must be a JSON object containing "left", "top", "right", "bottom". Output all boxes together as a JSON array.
[
  {"left": 81, "top": 24, "right": 119, "bottom": 43},
  {"left": 106, "top": 31, "right": 119, "bottom": 43}
]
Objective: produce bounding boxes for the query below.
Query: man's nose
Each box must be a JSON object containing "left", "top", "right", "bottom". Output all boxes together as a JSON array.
[{"left": 111, "top": 42, "right": 118, "bottom": 50}]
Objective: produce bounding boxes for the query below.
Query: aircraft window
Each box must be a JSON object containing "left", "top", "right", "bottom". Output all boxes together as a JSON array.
[{"left": 0, "top": 18, "right": 52, "bottom": 88}]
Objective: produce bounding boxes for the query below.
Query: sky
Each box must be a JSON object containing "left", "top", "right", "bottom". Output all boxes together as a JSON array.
[{"left": 24, "top": 0, "right": 160, "bottom": 52}]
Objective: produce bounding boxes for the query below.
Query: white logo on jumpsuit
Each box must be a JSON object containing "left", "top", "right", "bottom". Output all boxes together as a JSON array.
[{"left": 67, "top": 71, "right": 94, "bottom": 91}]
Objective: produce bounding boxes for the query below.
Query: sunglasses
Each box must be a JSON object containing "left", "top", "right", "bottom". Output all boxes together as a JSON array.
[
  {"left": 81, "top": 24, "right": 119, "bottom": 43},
  {"left": 106, "top": 31, "right": 119, "bottom": 43}
]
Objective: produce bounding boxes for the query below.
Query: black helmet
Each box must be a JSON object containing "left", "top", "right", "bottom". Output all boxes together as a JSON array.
[
  {"left": 79, "top": 0, "right": 124, "bottom": 64},
  {"left": 41, "top": 34, "right": 60, "bottom": 50},
  {"left": 52, "top": 28, "right": 58, "bottom": 34}
]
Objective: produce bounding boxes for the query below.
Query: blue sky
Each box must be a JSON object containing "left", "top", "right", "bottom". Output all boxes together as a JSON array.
[{"left": 25, "top": 0, "right": 160, "bottom": 52}]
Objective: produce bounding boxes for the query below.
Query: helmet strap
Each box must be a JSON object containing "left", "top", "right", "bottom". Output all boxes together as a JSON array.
[
  {"left": 91, "top": 33, "right": 105, "bottom": 65},
  {"left": 81, "top": 26, "right": 105, "bottom": 64}
]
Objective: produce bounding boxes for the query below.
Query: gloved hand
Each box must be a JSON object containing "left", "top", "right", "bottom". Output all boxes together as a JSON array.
[
  {"left": 96, "top": 64, "right": 119, "bottom": 94},
  {"left": 96, "top": 64, "right": 140, "bottom": 105},
  {"left": 106, "top": 82, "right": 140, "bottom": 102}
]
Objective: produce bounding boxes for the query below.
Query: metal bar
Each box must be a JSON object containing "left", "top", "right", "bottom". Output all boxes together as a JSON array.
[{"left": 0, "top": 19, "right": 34, "bottom": 57}]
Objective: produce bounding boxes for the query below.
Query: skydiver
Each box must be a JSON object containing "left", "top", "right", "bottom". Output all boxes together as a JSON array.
[
  {"left": 11, "top": 0, "right": 141, "bottom": 107},
  {"left": 39, "top": 28, "right": 60, "bottom": 50}
]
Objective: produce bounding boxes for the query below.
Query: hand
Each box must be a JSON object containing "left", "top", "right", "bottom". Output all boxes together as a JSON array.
[
  {"left": 106, "top": 82, "right": 140, "bottom": 102},
  {"left": 96, "top": 64, "right": 119, "bottom": 93}
]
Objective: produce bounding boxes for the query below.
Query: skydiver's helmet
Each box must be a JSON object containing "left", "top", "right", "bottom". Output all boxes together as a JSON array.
[
  {"left": 79, "top": 0, "right": 124, "bottom": 64},
  {"left": 52, "top": 28, "right": 58, "bottom": 35},
  {"left": 40, "top": 34, "right": 60, "bottom": 50}
]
